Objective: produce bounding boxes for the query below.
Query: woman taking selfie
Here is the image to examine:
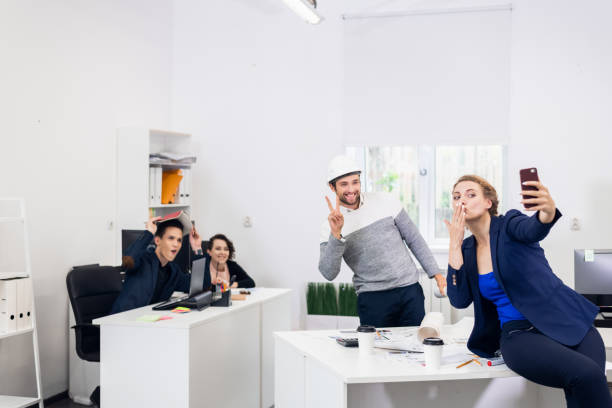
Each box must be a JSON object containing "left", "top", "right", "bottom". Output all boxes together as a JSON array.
[
  {"left": 445, "top": 174, "right": 610, "bottom": 407},
  {"left": 206, "top": 233, "right": 255, "bottom": 289}
]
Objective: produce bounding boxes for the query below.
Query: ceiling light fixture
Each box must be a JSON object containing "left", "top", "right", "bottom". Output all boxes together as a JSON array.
[{"left": 280, "top": 0, "right": 323, "bottom": 24}]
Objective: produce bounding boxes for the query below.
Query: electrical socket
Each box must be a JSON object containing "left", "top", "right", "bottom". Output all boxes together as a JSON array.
[{"left": 570, "top": 218, "right": 580, "bottom": 231}]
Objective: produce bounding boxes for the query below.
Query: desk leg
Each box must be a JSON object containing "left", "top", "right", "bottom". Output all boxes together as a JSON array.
[
  {"left": 305, "top": 356, "right": 346, "bottom": 408},
  {"left": 190, "top": 304, "right": 260, "bottom": 408},
  {"left": 261, "top": 291, "right": 291, "bottom": 408},
  {"left": 274, "top": 337, "right": 346, "bottom": 408},
  {"left": 275, "top": 338, "right": 306, "bottom": 408}
]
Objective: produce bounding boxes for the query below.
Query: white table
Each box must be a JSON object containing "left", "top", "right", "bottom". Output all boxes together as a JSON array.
[
  {"left": 94, "top": 288, "right": 291, "bottom": 408},
  {"left": 274, "top": 318, "right": 587, "bottom": 408}
]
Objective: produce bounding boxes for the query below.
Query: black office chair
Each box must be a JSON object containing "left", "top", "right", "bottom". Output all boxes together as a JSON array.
[{"left": 66, "top": 264, "right": 123, "bottom": 406}]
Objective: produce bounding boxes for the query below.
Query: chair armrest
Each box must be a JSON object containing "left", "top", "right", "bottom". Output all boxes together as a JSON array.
[
  {"left": 71, "top": 323, "right": 99, "bottom": 333},
  {"left": 72, "top": 324, "right": 101, "bottom": 362}
]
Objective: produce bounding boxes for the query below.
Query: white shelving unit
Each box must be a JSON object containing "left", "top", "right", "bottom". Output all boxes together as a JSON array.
[
  {"left": 0, "top": 198, "right": 43, "bottom": 408},
  {"left": 115, "top": 127, "right": 194, "bottom": 263}
]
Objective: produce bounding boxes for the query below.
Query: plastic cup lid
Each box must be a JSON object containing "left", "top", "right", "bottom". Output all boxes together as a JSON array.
[
  {"left": 423, "top": 337, "right": 444, "bottom": 345},
  {"left": 357, "top": 325, "right": 376, "bottom": 333}
]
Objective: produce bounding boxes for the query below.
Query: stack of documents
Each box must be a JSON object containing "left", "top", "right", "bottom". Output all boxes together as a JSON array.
[
  {"left": 149, "top": 152, "right": 197, "bottom": 165},
  {"left": 374, "top": 328, "right": 423, "bottom": 352}
]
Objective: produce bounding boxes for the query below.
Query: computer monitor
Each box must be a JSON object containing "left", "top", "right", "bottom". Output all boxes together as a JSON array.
[
  {"left": 121, "top": 229, "right": 192, "bottom": 274},
  {"left": 574, "top": 249, "right": 612, "bottom": 309}
]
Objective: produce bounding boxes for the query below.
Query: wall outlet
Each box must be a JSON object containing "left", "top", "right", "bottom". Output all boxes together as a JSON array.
[
  {"left": 570, "top": 218, "right": 580, "bottom": 231},
  {"left": 243, "top": 216, "right": 252, "bottom": 228}
]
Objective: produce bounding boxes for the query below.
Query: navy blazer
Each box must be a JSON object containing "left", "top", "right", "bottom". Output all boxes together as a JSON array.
[
  {"left": 111, "top": 231, "right": 202, "bottom": 314},
  {"left": 446, "top": 209, "right": 598, "bottom": 358},
  {"left": 218, "top": 260, "right": 256, "bottom": 289}
]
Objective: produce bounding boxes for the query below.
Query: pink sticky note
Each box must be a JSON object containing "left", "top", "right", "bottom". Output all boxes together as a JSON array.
[{"left": 158, "top": 316, "right": 173, "bottom": 321}]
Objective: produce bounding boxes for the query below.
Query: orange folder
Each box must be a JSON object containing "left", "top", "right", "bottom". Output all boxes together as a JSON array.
[{"left": 161, "top": 169, "right": 183, "bottom": 204}]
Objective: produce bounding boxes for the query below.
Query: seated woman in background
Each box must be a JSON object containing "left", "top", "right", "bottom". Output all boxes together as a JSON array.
[
  {"left": 445, "top": 174, "right": 611, "bottom": 408},
  {"left": 207, "top": 233, "right": 255, "bottom": 288}
]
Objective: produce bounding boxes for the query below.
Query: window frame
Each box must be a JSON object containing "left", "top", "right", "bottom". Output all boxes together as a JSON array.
[{"left": 346, "top": 144, "right": 507, "bottom": 249}]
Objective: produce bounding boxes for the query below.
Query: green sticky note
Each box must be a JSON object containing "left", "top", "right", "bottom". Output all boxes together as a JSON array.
[
  {"left": 137, "top": 314, "right": 162, "bottom": 322},
  {"left": 585, "top": 249, "right": 595, "bottom": 262}
]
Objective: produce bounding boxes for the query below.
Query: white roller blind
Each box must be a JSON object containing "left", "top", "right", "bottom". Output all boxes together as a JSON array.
[{"left": 343, "top": 8, "right": 511, "bottom": 145}]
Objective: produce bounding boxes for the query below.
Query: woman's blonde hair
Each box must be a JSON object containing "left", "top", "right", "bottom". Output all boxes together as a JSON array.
[{"left": 453, "top": 175, "right": 499, "bottom": 217}]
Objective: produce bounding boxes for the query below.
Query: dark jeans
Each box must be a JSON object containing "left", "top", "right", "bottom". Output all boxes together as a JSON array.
[
  {"left": 357, "top": 282, "right": 425, "bottom": 328},
  {"left": 501, "top": 320, "right": 612, "bottom": 408}
]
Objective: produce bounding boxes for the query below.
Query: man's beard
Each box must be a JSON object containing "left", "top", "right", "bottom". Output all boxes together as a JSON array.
[{"left": 339, "top": 192, "right": 360, "bottom": 206}]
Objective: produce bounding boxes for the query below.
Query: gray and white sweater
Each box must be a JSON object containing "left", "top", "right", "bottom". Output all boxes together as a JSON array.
[{"left": 319, "top": 192, "right": 440, "bottom": 294}]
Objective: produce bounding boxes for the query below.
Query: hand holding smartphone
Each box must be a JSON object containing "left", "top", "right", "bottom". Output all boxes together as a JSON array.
[{"left": 519, "top": 167, "right": 539, "bottom": 209}]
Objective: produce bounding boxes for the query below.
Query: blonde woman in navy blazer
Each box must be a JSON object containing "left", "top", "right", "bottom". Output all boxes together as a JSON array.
[{"left": 445, "top": 174, "right": 610, "bottom": 408}]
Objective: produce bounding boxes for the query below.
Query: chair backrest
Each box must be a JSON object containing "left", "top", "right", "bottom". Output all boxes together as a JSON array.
[{"left": 66, "top": 265, "right": 124, "bottom": 325}]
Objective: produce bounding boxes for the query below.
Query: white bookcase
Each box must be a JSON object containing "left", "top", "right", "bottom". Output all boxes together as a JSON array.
[
  {"left": 0, "top": 198, "right": 43, "bottom": 408},
  {"left": 115, "top": 127, "right": 194, "bottom": 262}
]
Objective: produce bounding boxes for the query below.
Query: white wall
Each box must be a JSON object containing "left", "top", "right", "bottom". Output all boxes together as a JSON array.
[
  {"left": 171, "top": 0, "right": 348, "bottom": 329},
  {"left": 507, "top": 0, "right": 612, "bottom": 285},
  {"left": 171, "top": 0, "right": 612, "bottom": 332},
  {"left": 0, "top": 0, "right": 173, "bottom": 398}
]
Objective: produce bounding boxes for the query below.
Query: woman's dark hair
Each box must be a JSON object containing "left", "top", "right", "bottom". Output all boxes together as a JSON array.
[
  {"left": 206, "top": 234, "right": 236, "bottom": 260},
  {"left": 453, "top": 174, "right": 499, "bottom": 217}
]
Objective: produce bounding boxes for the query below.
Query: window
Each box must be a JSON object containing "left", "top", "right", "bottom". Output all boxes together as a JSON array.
[{"left": 346, "top": 145, "right": 505, "bottom": 246}]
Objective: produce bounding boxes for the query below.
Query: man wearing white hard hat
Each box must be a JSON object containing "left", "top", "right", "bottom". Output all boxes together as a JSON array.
[{"left": 319, "top": 155, "right": 446, "bottom": 327}]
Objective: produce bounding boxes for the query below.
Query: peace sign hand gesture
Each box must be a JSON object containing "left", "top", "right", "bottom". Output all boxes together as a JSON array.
[{"left": 325, "top": 195, "right": 344, "bottom": 240}]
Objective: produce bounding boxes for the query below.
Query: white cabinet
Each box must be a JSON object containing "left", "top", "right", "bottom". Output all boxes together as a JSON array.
[
  {"left": 116, "top": 127, "right": 195, "bottom": 262},
  {"left": 0, "top": 198, "right": 43, "bottom": 408}
]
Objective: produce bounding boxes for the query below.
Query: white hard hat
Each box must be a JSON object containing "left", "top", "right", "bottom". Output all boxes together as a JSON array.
[{"left": 327, "top": 155, "right": 361, "bottom": 184}]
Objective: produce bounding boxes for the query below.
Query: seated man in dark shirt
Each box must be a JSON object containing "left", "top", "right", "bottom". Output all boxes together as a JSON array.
[{"left": 111, "top": 214, "right": 204, "bottom": 314}]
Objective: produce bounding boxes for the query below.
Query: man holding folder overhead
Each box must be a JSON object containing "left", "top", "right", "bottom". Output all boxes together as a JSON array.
[
  {"left": 110, "top": 211, "right": 204, "bottom": 314},
  {"left": 318, "top": 155, "right": 445, "bottom": 328}
]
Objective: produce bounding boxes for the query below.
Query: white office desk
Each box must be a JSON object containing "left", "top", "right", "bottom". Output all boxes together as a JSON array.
[
  {"left": 274, "top": 318, "right": 587, "bottom": 408},
  {"left": 94, "top": 288, "right": 291, "bottom": 408}
]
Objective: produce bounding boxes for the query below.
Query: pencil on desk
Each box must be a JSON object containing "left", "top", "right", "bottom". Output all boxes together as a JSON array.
[{"left": 456, "top": 359, "right": 475, "bottom": 369}]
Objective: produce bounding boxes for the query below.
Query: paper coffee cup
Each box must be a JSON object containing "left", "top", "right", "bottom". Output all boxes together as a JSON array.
[
  {"left": 423, "top": 337, "right": 444, "bottom": 370},
  {"left": 357, "top": 325, "right": 376, "bottom": 355}
]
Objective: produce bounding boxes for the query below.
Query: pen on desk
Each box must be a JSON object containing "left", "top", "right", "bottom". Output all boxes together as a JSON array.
[
  {"left": 376, "top": 331, "right": 390, "bottom": 340},
  {"left": 487, "top": 357, "right": 505, "bottom": 366}
]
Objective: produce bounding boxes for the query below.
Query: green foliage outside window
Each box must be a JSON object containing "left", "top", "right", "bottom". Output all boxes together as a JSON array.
[{"left": 375, "top": 171, "right": 399, "bottom": 193}]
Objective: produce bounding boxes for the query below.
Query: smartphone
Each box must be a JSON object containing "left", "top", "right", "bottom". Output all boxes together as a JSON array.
[{"left": 519, "top": 167, "right": 539, "bottom": 209}]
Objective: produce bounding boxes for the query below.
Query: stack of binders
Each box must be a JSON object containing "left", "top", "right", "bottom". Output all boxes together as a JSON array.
[
  {"left": 177, "top": 168, "right": 191, "bottom": 205},
  {"left": 149, "top": 167, "right": 192, "bottom": 206},
  {"left": 161, "top": 169, "right": 183, "bottom": 204},
  {"left": 149, "top": 166, "right": 163, "bottom": 206},
  {"left": 0, "top": 277, "right": 33, "bottom": 333}
]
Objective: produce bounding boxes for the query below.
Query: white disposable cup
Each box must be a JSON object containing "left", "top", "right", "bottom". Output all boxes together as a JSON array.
[
  {"left": 423, "top": 337, "right": 444, "bottom": 371},
  {"left": 357, "top": 325, "right": 376, "bottom": 355}
]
